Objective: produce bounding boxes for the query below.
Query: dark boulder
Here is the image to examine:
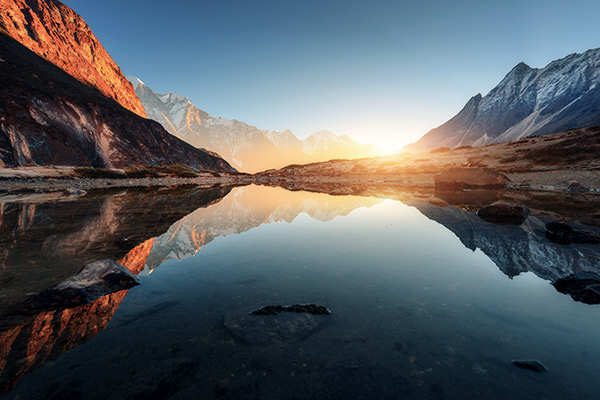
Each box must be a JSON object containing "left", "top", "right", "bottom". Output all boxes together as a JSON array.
[
  {"left": 434, "top": 168, "right": 509, "bottom": 190},
  {"left": 554, "top": 271, "right": 600, "bottom": 304},
  {"left": 477, "top": 204, "right": 530, "bottom": 225},
  {"left": 545, "top": 221, "right": 600, "bottom": 244},
  {"left": 434, "top": 188, "right": 504, "bottom": 208},
  {"left": 512, "top": 360, "right": 546, "bottom": 372},
  {"left": 224, "top": 312, "right": 331, "bottom": 346},
  {"left": 14, "top": 259, "right": 140, "bottom": 312},
  {"left": 567, "top": 181, "right": 590, "bottom": 194},
  {"left": 224, "top": 304, "right": 331, "bottom": 345},
  {"left": 250, "top": 303, "right": 331, "bottom": 315}
]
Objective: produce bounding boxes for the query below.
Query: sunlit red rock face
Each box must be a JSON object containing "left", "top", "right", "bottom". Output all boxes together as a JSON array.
[
  {"left": 0, "top": 31, "right": 235, "bottom": 169},
  {"left": 0, "top": 0, "right": 146, "bottom": 117}
]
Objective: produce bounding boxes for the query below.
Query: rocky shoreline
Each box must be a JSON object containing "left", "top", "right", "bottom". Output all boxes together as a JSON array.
[
  {"left": 2, "top": 169, "right": 599, "bottom": 199},
  {"left": 0, "top": 169, "right": 253, "bottom": 196}
]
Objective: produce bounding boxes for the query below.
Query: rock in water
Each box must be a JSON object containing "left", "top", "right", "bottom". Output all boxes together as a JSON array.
[
  {"left": 545, "top": 221, "right": 600, "bottom": 244},
  {"left": 554, "top": 272, "right": 600, "bottom": 304},
  {"left": 15, "top": 259, "right": 140, "bottom": 312},
  {"left": 224, "top": 304, "right": 331, "bottom": 345},
  {"left": 567, "top": 181, "right": 590, "bottom": 194},
  {"left": 512, "top": 360, "right": 547, "bottom": 372},
  {"left": 434, "top": 168, "right": 509, "bottom": 190},
  {"left": 477, "top": 204, "right": 530, "bottom": 225},
  {"left": 250, "top": 303, "right": 331, "bottom": 315}
]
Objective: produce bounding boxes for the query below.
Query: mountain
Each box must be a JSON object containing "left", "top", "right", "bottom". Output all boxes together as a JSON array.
[
  {"left": 404, "top": 49, "right": 600, "bottom": 152},
  {"left": 301, "top": 130, "right": 380, "bottom": 160},
  {"left": 131, "top": 77, "right": 287, "bottom": 172},
  {"left": 0, "top": 0, "right": 145, "bottom": 117},
  {"left": 0, "top": 31, "right": 234, "bottom": 170},
  {"left": 131, "top": 78, "right": 383, "bottom": 172}
]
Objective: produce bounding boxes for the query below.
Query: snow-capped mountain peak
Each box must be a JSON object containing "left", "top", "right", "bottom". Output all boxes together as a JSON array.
[
  {"left": 127, "top": 75, "right": 145, "bottom": 90},
  {"left": 132, "top": 80, "right": 384, "bottom": 172},
  {"left": 404, "top": 47, "right": 600, "bottom": 152}
]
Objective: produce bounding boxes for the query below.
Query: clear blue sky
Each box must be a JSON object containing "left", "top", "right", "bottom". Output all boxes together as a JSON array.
[{"left": 64, "top": 0, "right": 600, "bottom": 150}]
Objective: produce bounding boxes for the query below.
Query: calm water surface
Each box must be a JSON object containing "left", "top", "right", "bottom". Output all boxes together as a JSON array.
[{"left": 1, "top": 185, "right": 600, "bottom": 399}]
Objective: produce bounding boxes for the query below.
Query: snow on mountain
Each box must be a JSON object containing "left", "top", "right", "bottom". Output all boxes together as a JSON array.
[
  {"left": 129, "top": 78, "right": 383, "bottom": 172},
  {"left": 264, "top": 129, "right": 303, "bottom": 151},
  {"left": 404, "top": 48, "right": 600, "bottom": 153}
]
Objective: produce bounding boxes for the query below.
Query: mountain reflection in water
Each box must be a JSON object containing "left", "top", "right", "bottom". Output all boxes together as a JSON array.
[{"left": 1, "top": 184, "right": 600, "bottom": 399}]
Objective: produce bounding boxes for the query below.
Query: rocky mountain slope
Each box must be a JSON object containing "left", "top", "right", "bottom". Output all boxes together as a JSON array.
[
  {"left": 405, "top": 49, "right": 600, "bottom": 152},
  {"left": 0, "top": 32, "right": 235, "bottom": 170},
  {"left": 0, "top": 0, "right": 145, "bottom": 117},
  {"left": 131, "top": 78, "right": 383, "bottom": 172}
]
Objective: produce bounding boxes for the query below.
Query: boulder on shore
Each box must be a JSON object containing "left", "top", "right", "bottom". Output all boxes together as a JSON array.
[
  {"left": 554, "top": 271, "right": 600, "bottom": 304},
  {"left": 545, "top": 221, "right": 600, "bottom": 244},
  {"left": 477, "top": 204, "right": 530, "bottom": 225},
  {"left": 14, "top": 259, "right": 140, "bottom": 313},
  {"left": 434, "top": 168, "right": 509, "bottom": 190}
]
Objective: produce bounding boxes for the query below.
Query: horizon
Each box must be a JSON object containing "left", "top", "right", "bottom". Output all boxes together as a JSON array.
[{"left": 63, "top": 0, "right": 600, "bottom": 151}]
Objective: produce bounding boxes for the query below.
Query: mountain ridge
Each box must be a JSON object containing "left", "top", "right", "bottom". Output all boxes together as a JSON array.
[
  {"left": 404, "top": 48, "right": 600, "bottom": 152},
  {"left": 130, "top": 77, "right": 384, "bottom": 173},
  {"left": 0, "top": 0, "right": 146, "bottom": 117},
  {"left": 0, "top": 31, "right": 235, "bottom": 170}
]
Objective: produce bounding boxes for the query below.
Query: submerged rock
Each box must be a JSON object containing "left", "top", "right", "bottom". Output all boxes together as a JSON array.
[
  {"left": 554, "top": 272, "right": 600, "bottom": 304},
  {"left": 545, "top": 221, "right": 600, "bottom": 244},
  {"left": 567, "top": 181, "right": 590, "bottom": 194},
  {"left": 250, "top": 303, "right": 331, "bottom": 315},
  {"left": 477, "top": 204, "right": 530, "bottom": 225},
  {"left": 512, "top": 360, "right": 547, "bottom": 372},
  {"left": 434, "top": 188, "right": 504, "bottom": 208},
  {"left": 224, "top": 304, "right": 332, "bottom": 345},
  {"left": 15, "top": 259, "right": 140, "bottom": 312},
  {"left": 434, "top": 168, "right": 509, "bottom": 190}
]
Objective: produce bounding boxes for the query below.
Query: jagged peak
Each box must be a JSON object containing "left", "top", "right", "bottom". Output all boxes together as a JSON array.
[
  {"left": 126, "top": 76, "right": 145, "bottom": 89},
  {"left": 507, "top": 61, "right": 534, "bottom": 76},
  {"left": 308, "top": 130, "right": 337, "bottom": 140},
  {"left": 462, "top": 93, "right": 482, "bottom": 108},
  {"left": 157, "top": 91, "right": 190, "bottom": 104}
]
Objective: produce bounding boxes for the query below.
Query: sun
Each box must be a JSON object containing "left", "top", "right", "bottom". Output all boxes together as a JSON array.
[{"left": 379, "top": 143, "right": 403, "bottom": 155}]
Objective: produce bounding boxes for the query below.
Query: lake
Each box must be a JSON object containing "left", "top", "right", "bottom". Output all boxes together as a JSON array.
[{"left": 1, "top": 184, "right": 599, "bottom": 399}]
